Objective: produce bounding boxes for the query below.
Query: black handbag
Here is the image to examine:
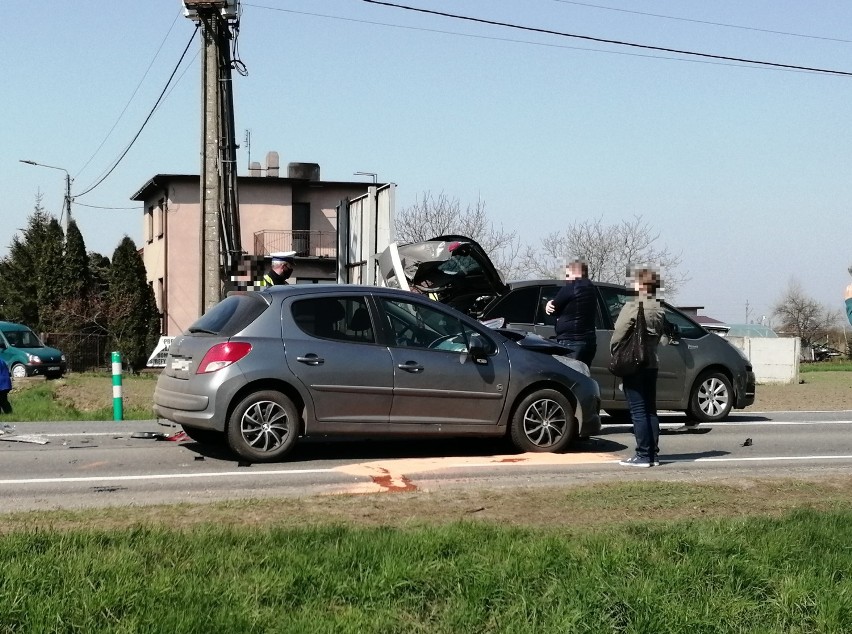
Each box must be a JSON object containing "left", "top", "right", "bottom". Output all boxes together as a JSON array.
[{"left": 608, "top": 301, "right": 650, "bottom": 377}]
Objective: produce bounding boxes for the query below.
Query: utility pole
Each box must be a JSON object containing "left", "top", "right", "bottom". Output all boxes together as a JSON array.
[{"left": 183, "top": 0, "right": 242, "bottom": 314}]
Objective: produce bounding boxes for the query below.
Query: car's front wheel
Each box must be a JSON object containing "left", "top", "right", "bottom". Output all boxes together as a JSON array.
[
  {"left": 10, "top": 364, "right": 27, "bottom": 379},
  {"left": 510, "top": 389, "right": 576, "bottom": 453},
  {"left": 687, "top": 371, "right": 733, "bottom": 422},
  {"left": 227, "top": 390, "right": 299, "bottom": 462}
]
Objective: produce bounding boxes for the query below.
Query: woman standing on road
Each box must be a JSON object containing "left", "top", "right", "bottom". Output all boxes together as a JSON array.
[{"left": 610, "top": 267, "right": 669, "bottom": 468}]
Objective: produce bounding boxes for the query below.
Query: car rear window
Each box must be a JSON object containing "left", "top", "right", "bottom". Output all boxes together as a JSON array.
[{"left": 187, "top": 294, "right": 269, "bottom": 336}]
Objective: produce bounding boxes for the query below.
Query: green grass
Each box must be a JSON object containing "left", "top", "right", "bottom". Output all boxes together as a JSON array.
[
  {"left": 6, "top": 373, "right": 156, "bottom": 421},
  {"left": 800, "top": 359, "right": 852, "bottom": 372},
  {"left": 2, "top": 509, "right": 852, "bottom": 633}
]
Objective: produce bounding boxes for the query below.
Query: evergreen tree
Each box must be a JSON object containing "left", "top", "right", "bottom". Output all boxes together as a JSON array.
[
  {"left": 109, "top": 236, "right": 159, "bottom": 372},
  {"left": 0, "top": 197, "right": 63, "bottom": 329},
  {"left": 38, "top": 218, "right": 65, "bottom": 332},
  {"left": 62, "top": 220, "right": 92, "bottom": 301}
]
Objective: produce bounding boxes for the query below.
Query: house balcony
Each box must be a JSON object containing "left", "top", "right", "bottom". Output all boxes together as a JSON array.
[{"left": 253, "top": 230, "right": 337, "bottom": 258}]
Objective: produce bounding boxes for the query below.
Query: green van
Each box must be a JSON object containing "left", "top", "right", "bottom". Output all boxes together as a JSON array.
[{"left": 0, "top": 321, "right": 67, "bottom": 379}]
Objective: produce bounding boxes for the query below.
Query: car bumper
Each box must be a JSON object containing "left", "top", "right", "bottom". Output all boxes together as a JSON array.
[
  {"left": 734, "top": 370, "right": 756, "bottom": 408},
  {"left": 25, "top": 362, "right": 67, "bottom": 376},
  {"left": 153, "top": 370, "right": 247, "bottom": 431}
]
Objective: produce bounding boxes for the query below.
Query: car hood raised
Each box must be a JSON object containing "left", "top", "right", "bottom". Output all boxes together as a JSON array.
[{"left": 377, "top": 235, "right": 507, "bottom": 314}]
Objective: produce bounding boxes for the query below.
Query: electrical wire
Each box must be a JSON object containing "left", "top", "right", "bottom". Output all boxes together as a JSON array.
[
  {"left": 548, "top": 0, "right": 852, "bottom": 45},
  {"left": 74, "top": 25, "right": 199, "bottom": 199},
  {"left": 75, "top": 9, "right": 184, "bottom": 180},
  {"left": 231, "top": 3, "right": 249, "bottom": 76},
  {"left": 241, "top": 3, "right": 812, "bottom": 74},
  {"left": 73, "top": 202, "right": 142, "bottom": 210},
  {"left": 361, "top": 0, "right": 852, "bottom": 77}
]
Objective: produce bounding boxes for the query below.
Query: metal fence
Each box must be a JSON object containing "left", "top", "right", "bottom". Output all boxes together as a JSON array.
[
  {"left": 44, "top": 332, "right": 111, "bottom": 373},
  {"left": 253, "top": 230, "right": 337, "bottom": 258}
]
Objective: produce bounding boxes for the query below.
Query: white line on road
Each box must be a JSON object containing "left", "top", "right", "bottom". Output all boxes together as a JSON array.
[
  {"left": 693, "top": 455, "right": 852, "bottom": 463},
  {"left": 0, "top": 468, "right": 335, "bottom": 485}
]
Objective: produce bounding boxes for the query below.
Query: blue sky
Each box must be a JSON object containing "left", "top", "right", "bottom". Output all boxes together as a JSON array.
[{"left": 4, "top": 1, "right": 851, "bottom": 324}]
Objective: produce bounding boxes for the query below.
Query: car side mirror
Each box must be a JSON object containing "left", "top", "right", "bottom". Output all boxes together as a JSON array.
[{"left": 469, "top": 339, "right": 489, "bottom": 365}]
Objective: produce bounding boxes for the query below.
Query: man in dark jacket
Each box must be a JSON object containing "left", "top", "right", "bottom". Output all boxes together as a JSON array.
[{"left": 545, "top": 259, "right": 597, "bottom": 367}]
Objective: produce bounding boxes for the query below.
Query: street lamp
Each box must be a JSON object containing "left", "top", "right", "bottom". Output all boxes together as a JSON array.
[{"left": 19, "top": 159, "right": 73, "bottom": 232}]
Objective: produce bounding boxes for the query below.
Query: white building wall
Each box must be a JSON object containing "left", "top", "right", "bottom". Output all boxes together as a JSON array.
[{"left": 727, "top": 336, "right": 801, "bottom": 385}]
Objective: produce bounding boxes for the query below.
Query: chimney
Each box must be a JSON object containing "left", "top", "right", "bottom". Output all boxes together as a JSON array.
[
  {"left": 249, "top": 161, "right": 262, "bottom": 176},
  {"left": 287, "top": 162, "right": 320, "bottom": 181},
  {"left": 265, "top": 151, "right": 280, "bottom": 177}
]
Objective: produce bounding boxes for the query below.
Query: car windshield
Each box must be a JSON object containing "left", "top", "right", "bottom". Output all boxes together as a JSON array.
[{"left": 2, "top": 329, "right": 43, "bottom": 348}]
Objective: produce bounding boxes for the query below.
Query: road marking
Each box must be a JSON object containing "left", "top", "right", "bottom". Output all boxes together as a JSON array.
[
  {"left": 658, "top": 420, "right": 852, "bottom": 427},
  {"left": 0, "top": 468, "right": 334, "bottom": 485},
  {"left": 693, "top": 455, "right": 852, "bottom": 463}
]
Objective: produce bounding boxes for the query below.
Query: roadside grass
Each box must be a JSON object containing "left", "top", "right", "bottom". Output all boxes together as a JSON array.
[
  {"left": 6, "top": 373, "right": 156, "bottom": 421},
  {"left": 2, "top": 505, "right": 851, "bottom": 633},
  {"left": 800, "top": 359, "right": 852, "bottom": 372}
]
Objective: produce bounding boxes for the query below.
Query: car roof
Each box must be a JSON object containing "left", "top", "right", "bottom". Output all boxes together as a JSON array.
[
  {"left": 252, "top": 284, "right": 447, "bottom": 301},
  {"left": 507, "top": 279, "right": 626, "bottom": 291},
  {"left": 0, "top": 321, "right": 31, "bottom": 330}
]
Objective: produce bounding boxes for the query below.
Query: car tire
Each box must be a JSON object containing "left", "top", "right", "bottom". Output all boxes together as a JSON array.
[
  {"left": 226, "top": 390, "right": 299, "bottom": 462},
  {"left": 687, "top": 371, "right": 733, "bottom": 422},
  {"left": 10, "top": 364, "right": 27, "bottom": 379},
  {"left": 510, "top": 389, "right": 576, "bottom": 453},
  {"left": 181, "top": 425, "right": 225, "bottom": 445}
]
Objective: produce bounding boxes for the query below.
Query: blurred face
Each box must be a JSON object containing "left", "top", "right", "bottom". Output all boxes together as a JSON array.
[{"left": 567, "top": 262, "right": 583, "bottom": 280}]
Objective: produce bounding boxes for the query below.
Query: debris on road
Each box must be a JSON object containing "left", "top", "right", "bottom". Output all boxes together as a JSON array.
[
  {"left": 742, "top": 438, "right": 753, "bottom": 447},
  {"left": 0, "top": 434, "right": 50, "bottom": 445}
]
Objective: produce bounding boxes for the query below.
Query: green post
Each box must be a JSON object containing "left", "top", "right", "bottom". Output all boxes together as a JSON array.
[{"left": 111, "top": 351, "right": 123, "bottom": 421}]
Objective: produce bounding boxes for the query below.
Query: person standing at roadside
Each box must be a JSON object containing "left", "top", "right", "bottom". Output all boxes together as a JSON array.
[
  {"left": 0, "top": 359, "right": 12, "bottom": 415},
  {"left": 611, "top": 267, "right": 669, "bottom": 468},
  {"left": 845, "top": 279, "right": 852, "bottom": 326},
  {"left": 258, "top": 251, "right": 296, "bottom": 287},
  {"left": 545, "top": 259, "right": 597, "bottom": 367}
]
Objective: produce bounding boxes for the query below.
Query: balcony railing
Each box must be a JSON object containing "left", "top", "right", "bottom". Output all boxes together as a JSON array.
[{"left": 253, "top": 230, "right": 337, "bottom": 258}]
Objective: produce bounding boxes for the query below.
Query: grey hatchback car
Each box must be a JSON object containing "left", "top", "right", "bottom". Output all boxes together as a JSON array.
[{"left": 153, "top": 285, "right": 601, "bottom": 462}]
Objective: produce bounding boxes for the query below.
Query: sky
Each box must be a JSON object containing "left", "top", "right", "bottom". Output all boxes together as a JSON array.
[{"left": 3, "top": 1, "right": 851, "bottom": 325}]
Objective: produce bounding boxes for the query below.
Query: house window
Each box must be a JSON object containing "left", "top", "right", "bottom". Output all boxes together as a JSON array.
[
  {"left": 156, "top": 199, "right": 165, "bottom": 239},
  {"left": 145, "top": 206, "right": 154, "bottom": 243}
]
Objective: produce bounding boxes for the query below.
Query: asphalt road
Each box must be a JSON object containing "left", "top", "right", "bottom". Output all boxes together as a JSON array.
[{"left": 2, "top": 410, "right": 852, "bottom": 513}]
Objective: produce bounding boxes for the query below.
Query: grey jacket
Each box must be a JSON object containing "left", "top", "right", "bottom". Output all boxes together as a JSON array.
[{"left": 610, "top": 297, "right": 669, "bottom": 369}]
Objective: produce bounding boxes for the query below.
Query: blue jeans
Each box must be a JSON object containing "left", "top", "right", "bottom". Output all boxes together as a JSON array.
[
  {"left": 622, "top": 368, "right": 660, "bottom": 460},
  {"left": 557, "top": 338, "right": 597, "bottom": 367}
]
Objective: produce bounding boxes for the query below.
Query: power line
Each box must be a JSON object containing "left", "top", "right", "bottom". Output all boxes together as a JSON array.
[
  {"left": 75, "top": 9, "right": 184, "bottom": 181},
  {"left": 74, "top": 26, "right": 199, "bottom": 199},
  {"left": 548, "top": 0, "right": 852, "bottom": 45},
  {"left": 362, "top": 0, "right": 852, "bottom": 77},
  {"left": 242, "top": 3, "right": 816, "bottom": 74},
  {"left": 73, "top": 202, "right": 141, "bottom": 210}
]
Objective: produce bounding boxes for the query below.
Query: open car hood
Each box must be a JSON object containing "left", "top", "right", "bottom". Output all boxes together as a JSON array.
[{"left": 378, "top": 235, "right": 508, "bottom": 315}]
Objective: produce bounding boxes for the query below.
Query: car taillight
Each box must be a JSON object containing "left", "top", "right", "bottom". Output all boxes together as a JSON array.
[{"left": 196, "top": 342, "right": 252, "bottom": 374}]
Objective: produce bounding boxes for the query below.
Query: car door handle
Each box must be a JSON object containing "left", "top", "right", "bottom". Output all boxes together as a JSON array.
[
  {"left": 296, "top": 354, "right": 324, "bottom": 365},
  {"left": 398, "top": 362, "right": 424, "bottom": 373}
]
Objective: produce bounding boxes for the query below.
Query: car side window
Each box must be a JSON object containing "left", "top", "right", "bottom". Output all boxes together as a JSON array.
[
  {"left": 291, "top": 297, "right": 375, "bottom": 343},
  {"left": 380, "top": 298, "right": 496, "bottom": 354},
  {"left": 597, "top": 287, "right": 631, "bottom": 325},
  {"left": 663, "top": 307, "right": 706, "bottom": 340},
  {"left": 485, "top": 287, "right": 538, "bottom": 325}
]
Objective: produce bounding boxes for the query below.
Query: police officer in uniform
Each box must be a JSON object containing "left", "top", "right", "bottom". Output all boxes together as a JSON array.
[{"left": 259, "top": 251, "right": 296, "bottom": 286}]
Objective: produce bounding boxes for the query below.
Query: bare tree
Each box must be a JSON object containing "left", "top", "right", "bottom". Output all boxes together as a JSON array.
[
  {"left": 518, "top": 215, "right": 687, "bottom": 295},
  {"left": 395, "top": 191, "right": 523, "bottom": 280},
  {"left": 772, "top": 279, "right": 839, "bottom": 347}
]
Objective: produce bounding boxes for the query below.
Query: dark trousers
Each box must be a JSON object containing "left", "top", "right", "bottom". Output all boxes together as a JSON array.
[
  {"left": 622, "top": 368, "right": 660, "bottom": 460},
  {"left": 0, "top": 390, "right": 11, "bottom": 414},
  {"left": 557, "top": 338, "right": 597, "bottom": 367}
]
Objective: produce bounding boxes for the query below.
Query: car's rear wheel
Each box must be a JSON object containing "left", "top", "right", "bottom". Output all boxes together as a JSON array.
[
  {"left": 181, "top": 425, "right": 225, "bottom": 445},
  {"left": 687, "top": 371, "right": 733, "bottom": 422},
  {"left": 10, "top": 364, "right": 27, "bottom": 379},
  {"left": 226, "top": 390, "right": 299, "bottom": 462},
  {"left": 510, "top": 389, "right": 576, "bottom": 453}
]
